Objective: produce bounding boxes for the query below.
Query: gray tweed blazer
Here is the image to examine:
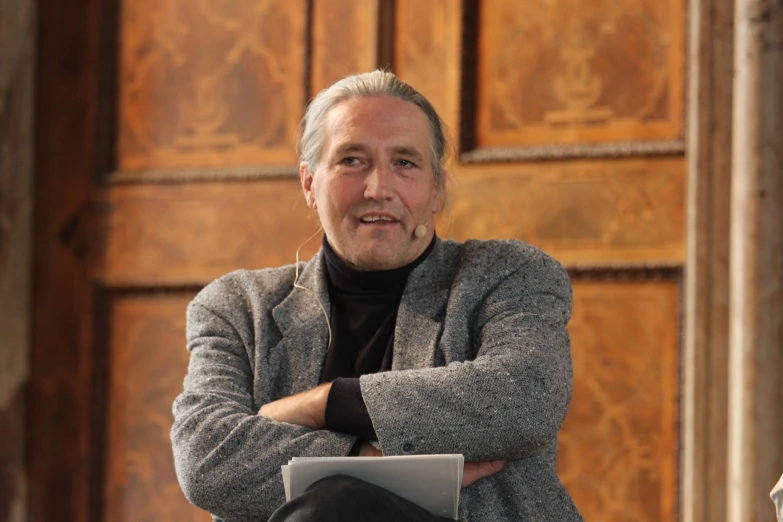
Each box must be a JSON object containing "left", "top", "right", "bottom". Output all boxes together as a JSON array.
[{"left": 172, "top": 238, "right": 583, "bottom": 521}]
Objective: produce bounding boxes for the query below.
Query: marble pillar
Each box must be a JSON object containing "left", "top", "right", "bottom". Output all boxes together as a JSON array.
[
  {"left": 728, "top": 0, "right": 783, "bottom": 520},
  {"left": 683, "top": 0, "right": 735, "bottom": 519}
]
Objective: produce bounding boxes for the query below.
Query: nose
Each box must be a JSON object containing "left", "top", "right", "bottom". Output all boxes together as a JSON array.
[{"left": 364, "top": 163, "right": 395, "bottom": 201}]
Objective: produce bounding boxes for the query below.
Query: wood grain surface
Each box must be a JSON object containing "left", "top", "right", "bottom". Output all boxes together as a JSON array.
[
  {"left": 103, "top": 293, "right": 210, "bottom": 522},
  {"left": 310, "top": 0, "right": 379, "bottom": 94},
  {"left": 474, "top": 0, "right": 685, "bottom": 150},
  {"left": 560, "top": 279, "right": 679, "bottom": 521},
  {"left": 117, "top": 0, "right": 306, "bottom": 172}
]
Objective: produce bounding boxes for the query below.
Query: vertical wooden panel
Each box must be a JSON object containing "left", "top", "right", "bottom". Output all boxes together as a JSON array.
[
  {"left": 104, "top": 292, "right": 210, "bottom": 522},
  {"left": 474, "top": 0, "right": 684, "bottom": 153},
  {"left": 310, "top": 0, "right": 379, "bottom": 95},
  {"left": 117, "top": 0, "right": 307, "bottom": 172},
  {"left": 30, "top": 0, "right": 105, "bottom": 519},
  {"left": 0, "top": 0, "right": 34, "bottom": 516},
  {"left": 394, "top": 0, "right": 462, "bottom": 137},
  {"left": 559, "top": 279, "right": 679, "bottom": 522}
]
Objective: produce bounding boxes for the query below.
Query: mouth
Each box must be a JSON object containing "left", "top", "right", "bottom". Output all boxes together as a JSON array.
[{"left": 357, "top": 214, "right": 401, "bottom": 228}]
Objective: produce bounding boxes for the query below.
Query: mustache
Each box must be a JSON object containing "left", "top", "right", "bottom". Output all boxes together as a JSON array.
[{"left": 353, "top": 206, "right": 404, "bottom": 219}]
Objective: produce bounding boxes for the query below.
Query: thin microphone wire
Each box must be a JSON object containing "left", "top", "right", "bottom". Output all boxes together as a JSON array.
[{"left": 293, "top": 226, "right": 333, "bottom": 348}]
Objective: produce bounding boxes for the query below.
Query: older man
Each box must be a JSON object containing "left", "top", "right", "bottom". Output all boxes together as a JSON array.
[{"left": 171, "top": 70, "right": 583, "bottom": 521}]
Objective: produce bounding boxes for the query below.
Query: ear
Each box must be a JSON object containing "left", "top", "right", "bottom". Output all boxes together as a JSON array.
[
  {"left": 432, "top": 173, "right": 447, "bottom": 214},
  {"left": 300, "top": 162, "right": 317, "bottom": 209}
]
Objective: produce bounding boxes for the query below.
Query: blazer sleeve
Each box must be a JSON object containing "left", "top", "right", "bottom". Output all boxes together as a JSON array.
[
  {"left": 171, "top": 282, "right": 358, "bottom": 521},
  {"left": 359, "top": 249, "right": 573, "bottom": 462}
]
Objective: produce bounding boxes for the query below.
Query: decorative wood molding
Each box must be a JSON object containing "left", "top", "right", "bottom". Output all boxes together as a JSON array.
[
  {"left": 567, "top": 263, "right": 682, "bottom": 282},
  {"left": 460, "top": 140, "right": 686, "bottom": 163},
  {"left": 106, "top": 165, "right": 298, "bottom": 184}
]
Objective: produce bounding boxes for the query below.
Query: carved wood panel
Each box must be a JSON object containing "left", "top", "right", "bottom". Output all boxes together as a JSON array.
[
  {"left": 310, "top": 0, "right": 379, "bottom": 95},
  {"left": 560, "top": 279, "right": 679, "bottom": 521},
  {"left": 440, "top": 158, "right": 685, "bottom": 267},
  {"left": 79, "top": 180, "right": 318, "bottom": 287},
  {"left": 472, "top": 0, "right": 684, "bottom": 156},
  {"left": 104, "top": 292, "right": 209, "bottom": 522},
  {"left": 394, "top": 0, "right": 462, "bottom": 135},
  {"left": 117, "top": 0, "right": 306, "bottom": 172}
]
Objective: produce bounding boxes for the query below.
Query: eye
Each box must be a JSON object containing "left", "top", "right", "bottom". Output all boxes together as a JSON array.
[
  {"left": 340, "top": 156, "right": 362, "bottom": 166},
  {"left": 396, "top": 159, "right": 417, "bottom": 168}
]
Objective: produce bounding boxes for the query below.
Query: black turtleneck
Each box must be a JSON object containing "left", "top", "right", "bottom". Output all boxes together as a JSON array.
[{"left": 321, "top": 235, "right": 436, "bottom": 442}]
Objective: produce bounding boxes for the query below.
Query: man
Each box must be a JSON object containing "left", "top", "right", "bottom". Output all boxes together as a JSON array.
[{"left": 171, "top": 70, "right": 583, "bottom": 521}]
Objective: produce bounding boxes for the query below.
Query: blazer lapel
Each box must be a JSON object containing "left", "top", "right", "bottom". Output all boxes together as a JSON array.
[
  {"left": 271, "top": 249, "right": 332, "bottom": 391},
  {"left": 392, "top": 238, "right": 451, "bottom": 370}
]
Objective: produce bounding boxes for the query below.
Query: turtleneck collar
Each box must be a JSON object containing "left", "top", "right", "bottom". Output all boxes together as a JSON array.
[{"left": 322, "top": 234, "right": 436, "bottom": 295}]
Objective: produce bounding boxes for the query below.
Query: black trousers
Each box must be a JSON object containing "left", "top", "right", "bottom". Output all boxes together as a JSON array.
[{"left": 268, "top": 475, "right": 455, "bottom": 522}]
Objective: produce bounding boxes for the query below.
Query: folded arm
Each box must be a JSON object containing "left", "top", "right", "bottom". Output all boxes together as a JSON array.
[
  {"left": 360, "top": 252, "right": 573, "bottom": 462},
  {"left": 171, "top": 300, "right": 357, "bottom": 521}
]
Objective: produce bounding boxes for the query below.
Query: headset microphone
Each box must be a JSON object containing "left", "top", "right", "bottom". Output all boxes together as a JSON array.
[{"left": 414, "top": 224, "right": 427, "bottom": 238}]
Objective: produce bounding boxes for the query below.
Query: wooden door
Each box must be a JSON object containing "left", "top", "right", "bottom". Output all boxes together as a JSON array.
[{"left": 30, "top": 1, "right": 684, "bottom": 521}]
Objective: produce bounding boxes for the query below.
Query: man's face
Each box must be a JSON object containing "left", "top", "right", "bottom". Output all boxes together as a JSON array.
[{"left": 300, "top": 96, "right": 443, "bottom": 271}]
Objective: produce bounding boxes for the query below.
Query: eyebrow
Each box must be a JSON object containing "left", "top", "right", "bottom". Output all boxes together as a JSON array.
[
  {"left": 391, "top": 146, "right": 426, "bottom": 163},
  {"left": 333, "top": 143, "right": 368, "bottom": 156}
]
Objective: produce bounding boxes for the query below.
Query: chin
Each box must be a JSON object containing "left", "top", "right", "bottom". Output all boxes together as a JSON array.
[{"left": 350, "top": 249, "right": 406, "bottom": 271}]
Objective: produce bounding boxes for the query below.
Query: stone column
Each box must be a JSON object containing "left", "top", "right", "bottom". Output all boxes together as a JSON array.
[
  {"left": 727, "top": 0, "right": 783, "bottom": 521},
  {"left": 0, "top": 0, "right": 36, "bottom": 521},
  {"left": 683, "top": 0, "right": 734, "bottom": 519}
]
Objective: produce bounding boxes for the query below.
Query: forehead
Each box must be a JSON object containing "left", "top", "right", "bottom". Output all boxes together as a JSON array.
[{"left": 321, "top": 96, "right": 431, "bottom": 156}]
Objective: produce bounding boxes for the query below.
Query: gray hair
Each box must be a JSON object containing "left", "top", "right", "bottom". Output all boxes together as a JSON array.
[{"left": 298, "top": 70, "right": 450, "bottom": 184}]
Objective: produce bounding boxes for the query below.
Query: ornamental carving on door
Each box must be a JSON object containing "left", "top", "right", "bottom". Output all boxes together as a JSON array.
[
  {"left": 469, "top": 0, "right": 684, "bottom": 158},
  {"left": 118, "top": 0, "right": 306, "bottom": 172}
]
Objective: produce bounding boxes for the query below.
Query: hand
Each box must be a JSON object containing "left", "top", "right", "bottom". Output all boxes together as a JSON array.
[
  {"left": 462, "top": 459, "right": 506, "bottom": 487},
  {"left": 257, "top": 382, "right": 332, "bottom": 429},
  {"left": 357, "top": 443, "right": 383, "bottom": 457}
]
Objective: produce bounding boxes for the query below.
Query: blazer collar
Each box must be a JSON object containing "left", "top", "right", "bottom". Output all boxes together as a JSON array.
[
  {"left": 272, "top": 250, "right": 332, "bottom": 387},
  {"left": 392, "top": 237, "right": 451, "bottom": 370}
]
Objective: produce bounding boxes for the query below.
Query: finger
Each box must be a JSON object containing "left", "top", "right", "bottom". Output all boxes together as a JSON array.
[
  {"left": 358, "top": 443, "right": 383, "bottom": 457},
  {"left": 461, "top": 460, "right": 506, "bottom": 487},
  {"left": 475, "top": 459, "right": 506, "bottom": 479}
]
